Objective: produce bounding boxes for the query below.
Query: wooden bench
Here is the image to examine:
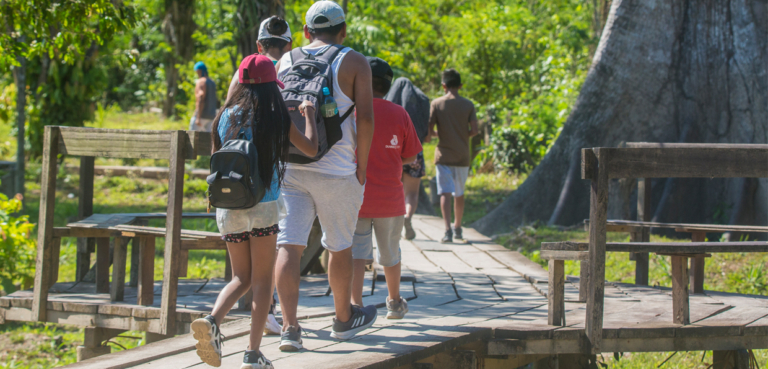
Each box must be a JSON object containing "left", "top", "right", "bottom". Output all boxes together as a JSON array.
[
  {"left": 585, "top": 219, "right": 768, "bottom": 293},
  {"left": 33, "top": 127, "right": 213, "bottom": 335},
  {"left": 540, "top": 142, "right": 768, "bottom": 354}
]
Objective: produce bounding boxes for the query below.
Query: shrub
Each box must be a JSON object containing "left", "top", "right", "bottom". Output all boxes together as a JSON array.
[{"left": 0, "top": 188, "right": 37, "bottom": 294}]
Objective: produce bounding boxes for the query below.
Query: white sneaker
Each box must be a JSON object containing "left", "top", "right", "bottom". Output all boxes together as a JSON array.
[
  {"left": 191, "top": 315, "right": 222, "bottom": 367},
  {"left": 263, "top": 303, "right": 282, "bottom": 335}
]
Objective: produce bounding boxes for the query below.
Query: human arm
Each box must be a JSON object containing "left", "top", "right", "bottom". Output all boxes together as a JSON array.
[
  {"left": 426, "top": 101, "right": 437, "bottom": 143},
  {"left": 401, "top": 111, "right": 423, "bottom": 165},
  {"left": 468, "top": 105, "right": 479, "bottom": 137},
  {"left": 289, "top": 101, "right": 319, "bottom": 157},
  {"left": 402, "top": 155, "right": 417, "bottom": 165},
  {"left": 349, "top": 52, "right": 375, "bottom": 185},
  {"left": 225, "top": 71, "right": 238, "bottom": 103},
  {"left": 194, "top": 78, "right": 206, "bottom": 123}
]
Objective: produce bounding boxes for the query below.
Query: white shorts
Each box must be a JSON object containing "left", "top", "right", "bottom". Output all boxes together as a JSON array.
[
  {"left": 436, "top": 165, "right": 469, "bottom": 197},
  {"left": 352, "top": 216, "right": 404, "bottom": 267},
  {"left": 277, "top": 169, "right": 364, "bottom": 252},
  {"left": 216, "top": 196, "right": 286, "bottom": 242},
  {"left": 190, "top": 116, "right": 214, "bottom": 132}
]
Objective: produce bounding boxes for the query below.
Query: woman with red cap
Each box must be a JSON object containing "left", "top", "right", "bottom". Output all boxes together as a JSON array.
[{"left": 191, "top": 54, "right": 318, "bottom": 369}]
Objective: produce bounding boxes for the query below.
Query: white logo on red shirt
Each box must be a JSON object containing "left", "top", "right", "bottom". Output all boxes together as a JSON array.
[{"left": 386, "top": 135, "right": 400, "bottom": 149}]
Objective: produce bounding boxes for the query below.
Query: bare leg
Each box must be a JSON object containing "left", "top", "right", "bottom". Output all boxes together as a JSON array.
[
  {"left": 402, "top": 173, "right": 420, "bottom": 220},
  {"left": 383, "top": 262, "right": 401, "bottom": 302},
  {"left": 275, "top": 244, "right": 304, "bottom": 330},
  {"left": 248, "top": 234, "right": 277, "bottom": 351},
  {"left": 440, "top": 193, "right": 453, "bottom": 230},
  {"left": 453, "top": 195, "right": 465, "bottom": 229},
  {"left": 328, "top": 248, "right": 353, "bottom": 322},
  {"left": 211, "top": 242, "right": 252, "bottom": 326},
  {"left": 351, "top": 259, "right": 367, "bottom": 306}
]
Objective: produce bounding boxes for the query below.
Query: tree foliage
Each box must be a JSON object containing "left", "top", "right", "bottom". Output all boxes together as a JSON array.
[{"left": 0, "top": 0, "right": 138, "bottom": 69}]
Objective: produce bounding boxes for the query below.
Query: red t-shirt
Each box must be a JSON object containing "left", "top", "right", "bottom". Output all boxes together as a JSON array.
[{"left": 358, "top": 99, "right": 423, "bottom": 218}]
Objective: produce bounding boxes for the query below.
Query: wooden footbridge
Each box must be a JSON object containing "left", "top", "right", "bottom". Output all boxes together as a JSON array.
[{"left": 1, "top": 128, "right": 767, "bottom": 368}]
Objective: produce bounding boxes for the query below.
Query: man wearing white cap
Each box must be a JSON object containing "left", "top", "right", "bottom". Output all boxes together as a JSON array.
[
  {"left": 226, "top": 16, "right": 293, "bottom": 102},
  {"left": 273, "top": 0, "right": 376, "bottom": 351}
]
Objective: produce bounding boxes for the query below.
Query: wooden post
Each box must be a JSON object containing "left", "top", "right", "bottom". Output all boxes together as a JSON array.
[
  {"left": 578, "top": 259, "right": 589, "bottom": 303},
  {"left": 548, "top": 259, "right": 565, "bottom": 326},
  {"left": 137, "top": 236, "right": 155, "bottom": 306},
  {"left": 179, "top": 250, "right": 189, "bottom": 278},
  {"left": 129, "top": 219, "right": 147, "bottom": 287},
  {"left": 32, "top": 126, "right": 59, "bottom": 322},
  {"left": 76, "top": 327, "right": 123, "bottom": 361},
  {"left": 585, "top": 148, "right": 608, "bottom": 354},
  {"left": 634, "top": 178, "right": 652, "bottom": 285},
  {"left": 671, "top": 255, "right": 690, "bottom": 325},
  {"left": 159, "top": 131, "right": 186, "bottom": 335},
  {"left": 49, "top": 237, "right": 62, "bottom": 287},
  {"left": 95, "top": 237, "right": 111, "bottom": 293},
  {"left": 111, "top": 237, "right": 128, "bottom": 302},
  {"left": 690, "top": 231, "right": 706, "bottom": 294},
  {"left": 76, "top": 156, "right": 95, "bottom": 282}
]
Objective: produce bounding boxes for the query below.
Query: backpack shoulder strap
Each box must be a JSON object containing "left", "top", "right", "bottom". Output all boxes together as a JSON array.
[
  {"left": 339, "top": 104, "right": 356, "bottom": 122},
  {"left": 315, "top": 44, "right": 346, "bottom": 65},
  {"left": 289, "top": 47, "right": 308, "bottom": 65}
]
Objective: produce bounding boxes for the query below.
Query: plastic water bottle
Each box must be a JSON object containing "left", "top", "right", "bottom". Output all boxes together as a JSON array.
[{"left": 320, "top": 87, "right": 338, "bottom": 118}]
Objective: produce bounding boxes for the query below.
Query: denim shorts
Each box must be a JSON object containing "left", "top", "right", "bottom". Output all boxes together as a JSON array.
[
  {"left": 352, "top": 216, "right": 404, "bottom": 267},
  {"left": 436, "top": 165, "right": 469, "bottom": 196}
]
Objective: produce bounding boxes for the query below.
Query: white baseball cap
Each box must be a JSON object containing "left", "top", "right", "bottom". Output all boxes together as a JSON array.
[
  {"left": 305, "top": 1, "right": 345, "bottom": 30},
  {"left": 258, "top": 16, "right": 292, "bottom": 42}
]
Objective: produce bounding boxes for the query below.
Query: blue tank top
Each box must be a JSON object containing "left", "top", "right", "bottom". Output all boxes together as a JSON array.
[{"left": 217, "top": 107, "right": 281, "bottom": 202}]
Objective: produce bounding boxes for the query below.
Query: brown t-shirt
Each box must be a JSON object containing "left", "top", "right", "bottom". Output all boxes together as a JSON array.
[{"left": 430, "top": 94, "right": 477, "bottom": 167}]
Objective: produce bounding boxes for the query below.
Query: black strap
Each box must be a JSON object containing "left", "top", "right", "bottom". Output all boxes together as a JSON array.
[{"left": 339, "top": 104, "right": 356, "bottom": 122}]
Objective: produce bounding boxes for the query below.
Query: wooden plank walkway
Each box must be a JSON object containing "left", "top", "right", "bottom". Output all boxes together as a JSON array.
[{"left": 12, "top": 214, "right": 767, "bottom": 368}]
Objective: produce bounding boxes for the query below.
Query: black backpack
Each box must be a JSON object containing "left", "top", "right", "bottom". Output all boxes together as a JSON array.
[
  {"left": 207, "top": 130, "right": 266, "bottom": 210},
  {"left": 280, "top": 44, "right": 355, "bottom": 164}
]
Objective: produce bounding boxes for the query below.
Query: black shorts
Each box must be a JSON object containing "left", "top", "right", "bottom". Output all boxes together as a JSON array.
[{"left": 403, "top": 151, "right": 425, "bottom": 178}]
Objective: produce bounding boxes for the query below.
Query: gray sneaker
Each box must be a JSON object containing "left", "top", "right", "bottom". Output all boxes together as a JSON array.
[
  {"left": 453, "top": 227, "right": 467, "bottom": 244},
  {"left": 403, "top": 217, "right": 416, "bottom": 240},
  {"left": 330, "top": 305, "right": 378, "bottom": 340},
  {"left": 279, "top": 325, "right": 303, "bottom": 352},
  {"left": 440, "top": 229, "right": 453, "bottom": 244},
  {"left": 386, "top": 297, "right": 409, "bottom": 319},
  {"left": 240, "top": 350, "right": 273, "bottom": 369}
]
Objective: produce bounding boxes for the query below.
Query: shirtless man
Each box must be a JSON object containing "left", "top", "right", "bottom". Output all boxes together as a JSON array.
[
  {"left": 191, "top": 62, "right": 217, "bottom": 131},
  {"left": 273, "top": 1, "right": 376, "bottom": 351}
]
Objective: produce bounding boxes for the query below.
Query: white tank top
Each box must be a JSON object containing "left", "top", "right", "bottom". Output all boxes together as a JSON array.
[{"left": 278, "top": 45, "right": 357, "bottom": 176}]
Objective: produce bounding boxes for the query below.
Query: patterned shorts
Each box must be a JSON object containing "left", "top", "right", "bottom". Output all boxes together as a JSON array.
[
  {"left": 222, "top": 224, "right": 280, "bottom": 243},
  {"left": 402, "top": 151, "right": 425, "bottom": 178}
]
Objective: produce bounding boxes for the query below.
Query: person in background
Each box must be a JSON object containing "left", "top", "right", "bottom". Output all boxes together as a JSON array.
[
  {"left": 227, "top": 16, "right": 293, "bottom": 102},
  {"left": 190, "top": 54, "right": 319, "bottom": 369},
  {"left": 225, "top": 15, "right": 294, "bottom": 337},
  {"left": 191, "top": 61, "right": 218, "bottom": 132},
  {"left": 426, "top": 68, "right": 479, "bottom": 244},
  {"left": 384, "top": 77, "right": 431, "bottom": 240},
  {"left": 351, "top": 57, "right": 421, "bottom": 319}
]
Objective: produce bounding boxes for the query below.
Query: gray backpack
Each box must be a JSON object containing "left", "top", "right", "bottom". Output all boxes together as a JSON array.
[{"left": 280, "top": 44, "right": 355, "bottom": 164}]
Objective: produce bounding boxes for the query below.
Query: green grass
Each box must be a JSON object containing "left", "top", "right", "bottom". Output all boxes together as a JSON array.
[{"left": 0, "top": 321, "right": 144, "bottom": 369}]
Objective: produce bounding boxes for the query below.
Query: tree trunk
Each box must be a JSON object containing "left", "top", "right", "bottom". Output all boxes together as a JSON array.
[
  {"left": 474, "top": 0, "right": 768, "bottom": 235},
  {"left": 162, "top": 0, "right": 196, "bottom": 118},
  {"left": 235, "top": 0, "right": 284, "bottom": 58},
  {"left": 12, "top": 57, "right": 26, "bottom": 198}
]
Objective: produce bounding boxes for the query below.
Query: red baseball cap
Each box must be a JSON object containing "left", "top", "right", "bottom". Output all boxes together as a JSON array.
[{"left": 238, "top": 54, "right": 284, "bottom": 88}]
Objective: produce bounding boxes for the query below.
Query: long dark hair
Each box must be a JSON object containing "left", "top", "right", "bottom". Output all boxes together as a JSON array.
[{"left": 211, "top": 81, "right": 291, "bottom": 191}]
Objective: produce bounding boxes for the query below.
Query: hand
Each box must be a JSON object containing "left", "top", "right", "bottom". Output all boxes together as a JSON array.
[
  {"left": 299, "top": 101, "right": 315, "bottom": 116},
  {"left": 469, "top": 128, "right": 479, "bottom": 137},
  {"left": 356, "top": 166, "right": 366, "bottom": 185}
]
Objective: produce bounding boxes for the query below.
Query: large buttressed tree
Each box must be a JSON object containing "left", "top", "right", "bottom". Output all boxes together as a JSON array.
[{"left": 474, "top": 0, "right": 768, "bottom": 235}]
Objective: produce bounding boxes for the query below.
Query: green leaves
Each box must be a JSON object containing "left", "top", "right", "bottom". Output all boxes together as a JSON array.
[
  {"left": 1, "top": 0, "right": 140, "bottom": 70},
  {"left": 0, "top": 188, "right": 36, "bottom": 293}
]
